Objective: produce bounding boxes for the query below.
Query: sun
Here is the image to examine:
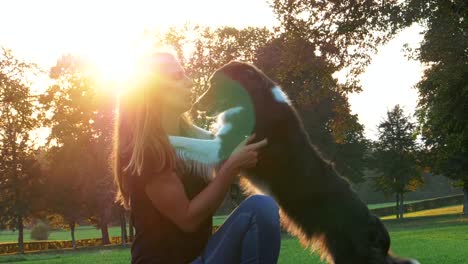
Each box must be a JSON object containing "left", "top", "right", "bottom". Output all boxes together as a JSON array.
[
  {"left": 45, "top": 1, "right": 171, "bottom": 94},
  {"left": 90, "top": 40, "right": 143, "bottom": 78}
]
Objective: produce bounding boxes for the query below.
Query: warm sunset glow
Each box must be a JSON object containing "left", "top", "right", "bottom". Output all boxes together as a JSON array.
[
  {"left": 88, "top": 39, "right": 154, "bottom": 96},
  {"left": 0, "top": 0, "right": 423, "bottom": 139}
]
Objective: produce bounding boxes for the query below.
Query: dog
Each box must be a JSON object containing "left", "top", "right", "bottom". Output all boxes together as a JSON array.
[{"left": 191, "top": 61, "right": 419, "bottom": 264}]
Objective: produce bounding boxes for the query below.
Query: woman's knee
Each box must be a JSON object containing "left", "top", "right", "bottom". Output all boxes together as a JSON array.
[{"left": 242, "top": 195, "right": 279, "bottom": 224}]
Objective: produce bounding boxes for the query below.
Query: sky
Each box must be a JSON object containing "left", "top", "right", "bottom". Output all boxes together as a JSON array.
[{"left": 0, "top": 0, "right": 424, "bottom": 140}]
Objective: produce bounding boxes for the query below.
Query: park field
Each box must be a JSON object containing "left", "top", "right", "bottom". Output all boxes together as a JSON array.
[
  {"left": 0, "top": 200, "right": 428, "bottom": 243},
  {"left": 0, "top": 205, "right": 467, "bottom": 264}
]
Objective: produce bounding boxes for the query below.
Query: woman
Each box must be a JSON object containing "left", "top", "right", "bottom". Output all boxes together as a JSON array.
[{"left": 113, "top": 52, "right": 281, "bottom": 264}]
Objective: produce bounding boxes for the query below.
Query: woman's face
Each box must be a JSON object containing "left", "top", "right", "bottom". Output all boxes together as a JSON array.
[{"left": 155, "top": 55, "right": 193, "bottom": 114}]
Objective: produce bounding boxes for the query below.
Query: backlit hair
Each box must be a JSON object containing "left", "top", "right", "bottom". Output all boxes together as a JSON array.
[{"left": 113, "top": 52, "right": 180, "bottom": 209}]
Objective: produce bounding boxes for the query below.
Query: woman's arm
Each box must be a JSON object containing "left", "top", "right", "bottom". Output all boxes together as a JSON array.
[
  {"left": 145, "top": 160, "right": 237, "bottom": 233},
  {"left": 144, "top": 137, "right": 267, "bottom": 233}
]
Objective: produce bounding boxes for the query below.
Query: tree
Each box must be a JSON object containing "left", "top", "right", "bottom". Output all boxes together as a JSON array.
[
  {"left": 83, "top": 87, "right": 116, "bottom": 245},
  {"left": 406, "top": 1, "right": 468, "bottom": 216},
  {"left": 272, "top": 0, "right": 468, "bottom": 215},
  {"left": 40, "top": 54, "right": 115, "bottom": 245},
  {"left": 0, "top": 47, "right": 44, "bottom": 253},
  {"left": 41, "top": 143, "right": 87, "bottom": 249},
  {"left": 270, "top": 0, "right": 403, "bottom": 91},
  {"left": 370, "top": 105, "right": 423, "bottom": 218}
]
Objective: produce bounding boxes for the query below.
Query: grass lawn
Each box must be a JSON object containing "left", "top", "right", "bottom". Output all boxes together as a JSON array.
[
  {"left": 0, "top": 198, "right": 455, "bottom": 243},
  {"left": 1, "top": 206, "right": 467, "bottom": 264}
]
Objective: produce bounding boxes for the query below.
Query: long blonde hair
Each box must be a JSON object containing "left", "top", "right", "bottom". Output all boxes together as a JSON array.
[{"left": 113, "top": 52, "right": 180, "bottom": 209}]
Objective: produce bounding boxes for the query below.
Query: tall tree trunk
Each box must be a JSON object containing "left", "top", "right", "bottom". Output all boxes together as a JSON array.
[
  {"left": 13, "top": 132, "right": 24, "bottom": 254},
  {"left": 18, "top": 214, "right": 24, "bottom": 254},
  {"left": 101, "top": 223, "right": 110, "bottom": 245},
  {"left": 120, "top": 209, "right": 127, "bottom": 244},
  {"left": 70, "top": 222, "right": 76, "bottom": 249},
  {"left": 399, "top": 193, "right": 405, "bottom": 219},
  {"left": 100, "top": 206, "right": 111, "bottom": 245},
  {"left": 129, "top": 213, "right": 134, "bottom": 242},
  {"left": 395, "top": 193, "right": 400, "bottom": 219},
  {"left": 463, "top": 180, "right": 468, "bottom": 216}
]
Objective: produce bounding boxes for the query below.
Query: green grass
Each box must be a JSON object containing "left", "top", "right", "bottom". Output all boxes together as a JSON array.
[
  {"left": 0, "top": 198, "right": 453, "bottom": 244},
  {"left": 212, "top": 215, "right": 227, "bottom": 226},
  {"left": 1, "top": 213, "right": 467, "bottom": 264}
]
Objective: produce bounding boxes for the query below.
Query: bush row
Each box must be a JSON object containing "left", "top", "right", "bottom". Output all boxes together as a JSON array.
[{"left": 0, "top": 237, "right": 116, "bottom": 254}]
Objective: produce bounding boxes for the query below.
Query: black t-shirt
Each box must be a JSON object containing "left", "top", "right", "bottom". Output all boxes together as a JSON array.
[{"left": 128, "top": 154, "right": 212, "bottom": 264}]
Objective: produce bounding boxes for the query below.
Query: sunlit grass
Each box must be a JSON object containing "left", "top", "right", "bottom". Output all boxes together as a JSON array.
[{"left": 381, "top": 205, "right": 463, "bottom": 220}]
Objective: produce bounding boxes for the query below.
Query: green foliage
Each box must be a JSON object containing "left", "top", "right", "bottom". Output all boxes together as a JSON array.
[
  {"left": 30, "top": 221, "right": 50, "bottom": 241},
  {"left": 370, "top": 105, "right": 423, "bottom": 218},
  {"left": 371, "top": 105, "right": 422, "bottom": 193},
  {"left": 409, "top": 1, "right": 468, "bottom": 191},
  {"left": 274, "top": 0, "right": 468, "bottom": 213},
  {"left": 271, "top": 0, "right": 403, "bottom": 90},
  {"left": 381, "top": 0, "right": 468, "bottom": 214},
  {"left": 271, "top": 0, "right": 467, "bottom": 191},
  {"left": 0, "top": 47, "right": 45, "bottom": 252},
  {"left": 40, "top": 54, "right": 115, "bottom": 245}
]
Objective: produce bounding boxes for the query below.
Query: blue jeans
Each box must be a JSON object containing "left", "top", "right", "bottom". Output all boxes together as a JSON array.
[{"left": 192, "top": 195, "right": 281, "bottom": 264}]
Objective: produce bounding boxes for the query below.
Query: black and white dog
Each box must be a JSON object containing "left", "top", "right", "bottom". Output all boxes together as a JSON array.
[{"left": 172, "top": 61, "right": 419, "bottom": 264}]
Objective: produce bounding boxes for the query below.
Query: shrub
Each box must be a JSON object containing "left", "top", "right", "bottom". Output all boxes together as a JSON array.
[{"left": 30, "top": 220, "right": 50, "bottom": 240}]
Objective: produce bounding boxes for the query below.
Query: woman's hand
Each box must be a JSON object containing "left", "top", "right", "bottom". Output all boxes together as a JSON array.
[{"left": 224, "top": 135, "right": 268, "bottom": 174}]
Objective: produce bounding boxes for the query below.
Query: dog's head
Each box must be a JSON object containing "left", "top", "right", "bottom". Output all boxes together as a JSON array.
[{"left": 194, "top": 61, "right": 281, "bottom": 116}]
